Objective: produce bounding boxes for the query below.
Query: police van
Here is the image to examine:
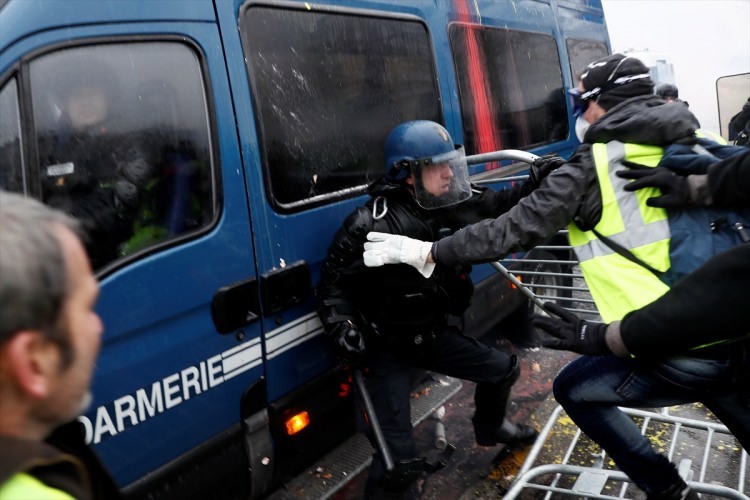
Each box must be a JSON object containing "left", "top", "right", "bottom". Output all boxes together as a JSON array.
[{"left": 0, "top": 0, "right": 610, "bottom": 497}]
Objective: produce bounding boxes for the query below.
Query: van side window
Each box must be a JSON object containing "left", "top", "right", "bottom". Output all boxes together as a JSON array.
[
  {"left": 241, "top": 7, "right": 441, "bottom": 211},
  {"left": 0, "top": 78, "right": 25, "bottom": 192},
  {"left": 566, "top": 39, "right": 609, "bottom": 81},
  {"left": 29, "top": 43, "right": 215, "bottom": 271},
  {"left": 449, "top": 25, "right": 567, "bottom": 153}
]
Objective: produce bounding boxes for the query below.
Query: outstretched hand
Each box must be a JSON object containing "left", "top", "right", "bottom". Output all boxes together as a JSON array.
[
  {"left": 617, "top": 161, "right": 691, "bottom": 208},
  {"left": 363, "top": 232, "right": 436, "bottom": 278},
  {"left": 532, "top": 302, "right": 611, "bottom": 356}
]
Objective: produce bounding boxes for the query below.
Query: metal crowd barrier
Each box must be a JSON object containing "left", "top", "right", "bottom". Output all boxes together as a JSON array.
[{"left": 504, "top": 405, "right": 749, "bottom": 499}]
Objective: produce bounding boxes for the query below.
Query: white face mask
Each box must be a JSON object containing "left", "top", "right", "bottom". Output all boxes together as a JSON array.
[{"left": 575, "top": 115, "right": 591, "bottom": 142}]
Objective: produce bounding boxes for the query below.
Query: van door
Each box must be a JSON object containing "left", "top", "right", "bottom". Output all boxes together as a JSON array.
[
  {"left": 0, "top": 10, "right": 265, "bottom": 492},
  {"left": 219, "top": 3, "right": 444, "bottom": 403}
]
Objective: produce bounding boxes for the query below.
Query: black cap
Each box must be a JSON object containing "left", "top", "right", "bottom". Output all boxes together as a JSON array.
[
  {"left": 580, "top": 53, "right": 654, "bottom": 110},
  {"left": 656, "top": 83, "right": 679, "bottom": 99}
]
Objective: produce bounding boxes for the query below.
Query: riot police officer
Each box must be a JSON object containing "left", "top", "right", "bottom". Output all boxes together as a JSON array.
[{"left": 316, "top": 120, "right": 558, "bottom": 498}]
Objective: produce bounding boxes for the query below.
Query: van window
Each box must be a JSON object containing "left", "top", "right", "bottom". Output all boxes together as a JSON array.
[
  {"left": 0, "top": 78, "right": 24, "bottom": 192},
  {"left": 566, "top": 39, "right": 609, "bottom": 81},
  {"left": 449, "top": 24, "right": 567, "bottom": 153},
  {"left": 29, "top": 43, "right": 215, "bottom": 271},
  {"left": 241, "top": 7, "right": 441, "bottom": 210}
]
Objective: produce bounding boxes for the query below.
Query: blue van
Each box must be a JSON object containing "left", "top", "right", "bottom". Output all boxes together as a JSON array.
[{"left": 0, "top": 0, "right": 610, "bottom": 497}]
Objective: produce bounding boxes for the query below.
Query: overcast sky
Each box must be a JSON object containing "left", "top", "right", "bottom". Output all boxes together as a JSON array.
[{"left": 601, "top": 0, "right": 750, "bottom": 134}]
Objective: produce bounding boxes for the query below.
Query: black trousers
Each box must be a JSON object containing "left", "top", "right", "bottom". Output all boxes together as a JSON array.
[{"left": 361, "top": 325, "right": 519, "bottom": 494}]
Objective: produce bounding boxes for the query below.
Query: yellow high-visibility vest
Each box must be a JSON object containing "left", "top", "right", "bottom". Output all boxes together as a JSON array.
[
  {"left": 695, "top": 128, "right": 728, "bottom": 145},
  {"left": 0, "top": 473, "right": 75, "bottom": 500},
  {"left": 567, "top": 141, "right": 671, "bottom": 322}
]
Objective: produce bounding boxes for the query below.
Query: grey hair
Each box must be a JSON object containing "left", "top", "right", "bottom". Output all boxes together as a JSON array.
[{"left": 0, "top": 190, "right": 83, "bottom": 362}]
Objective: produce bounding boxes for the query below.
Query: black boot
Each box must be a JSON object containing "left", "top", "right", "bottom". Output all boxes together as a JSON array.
[
  {"left": 472, "top": 416, "right": 538, "bottom": 446},
  {"left": 647, "top": 479, "right": 700, "bottom": 500}
]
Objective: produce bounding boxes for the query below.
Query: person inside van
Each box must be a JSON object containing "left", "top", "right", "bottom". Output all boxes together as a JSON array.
[
  {"left": 0, "top": 191, "right": 121, "bottom": 499},
  {"left": 316, "top": 120, "right": 561, "bottom": 499},
  {"left": 361, "top": 53, "right": 742, "bottom": 500},
  {"left": 37, "top": 58, "right": 154, "bottom": 269}
]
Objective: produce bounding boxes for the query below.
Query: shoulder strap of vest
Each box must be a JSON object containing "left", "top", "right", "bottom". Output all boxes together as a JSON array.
[{"left": 591, "top": 228, "right": 664, "bottom": 278}]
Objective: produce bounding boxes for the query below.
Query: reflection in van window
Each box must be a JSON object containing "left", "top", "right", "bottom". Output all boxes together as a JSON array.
[
  {"left": 29, "top": 43, "right": 214, "bottom": 271},
  {"left": 242, "top": 7, "right": 441, "bottom": 209},
  {"left": 450, "top": 24, "right": 567, "bottom": 153},
  {"left": 0, "top": 79, "right": 24, "bottom": 192},
  {"left": 566, "top": 39, "right": 609, "bottom": 82}
]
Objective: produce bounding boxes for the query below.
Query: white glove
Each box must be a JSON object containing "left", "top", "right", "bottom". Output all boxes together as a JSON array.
[{"left": 363, "top": 231, "right": 436, "bottom": 278}]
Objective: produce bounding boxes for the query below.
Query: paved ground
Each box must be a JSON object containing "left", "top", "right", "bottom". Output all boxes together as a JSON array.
[{"left": 331, "top": 331, "right": 578, "bottom": 499}]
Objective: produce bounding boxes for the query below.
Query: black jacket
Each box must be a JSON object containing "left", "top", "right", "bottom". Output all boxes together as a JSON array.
[
  {"left": 316, "top": 177, "right": 535, "bottom": 341},
  {"left": 620, "top": 150, "right": 750, "bottom": 355},
  {"left": 432, "top": 95, "right": 701, "bottom": 266},
  {"left": 728, "top": 97, "right": 750, "bottom": 144},
  {"left": 38, "top": 128, "right": 151, "bottom": 269},
  {"left": 707, "top": 150, "right": 750, "bottom": 206}
]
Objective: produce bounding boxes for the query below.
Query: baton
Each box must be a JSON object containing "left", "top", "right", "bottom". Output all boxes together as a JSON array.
[{"left": 353, "top": 369, "right": 395, "bottom": 471}]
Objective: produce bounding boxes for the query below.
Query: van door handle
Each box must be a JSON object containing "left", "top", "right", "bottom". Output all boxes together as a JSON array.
[
  {"left": 259, "top": 260, "right": 311, "bottom": 315},
  {"left": 211, "top": 277, "right": 261, "bottom": 334}
]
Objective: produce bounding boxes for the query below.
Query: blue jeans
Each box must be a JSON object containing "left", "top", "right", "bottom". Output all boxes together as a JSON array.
[{"left": 553, "top": 353, "right": 750, "bottom": 496}]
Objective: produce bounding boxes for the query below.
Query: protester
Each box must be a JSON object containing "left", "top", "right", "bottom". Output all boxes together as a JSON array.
[
  {"left": 0, "top": 191, "right": 120, "bottom": 499},
  {"left": 362, "top": 53, "right": 730, "bottom": 499},
  {"left": 533, "top": 150, "right": 750, "bottom": 450},
  {"left": 317, "top": 120, "right": 560, "bottom": 498},
  {"left": 655, "top": 83, "right": 688, "bottom": 107}
]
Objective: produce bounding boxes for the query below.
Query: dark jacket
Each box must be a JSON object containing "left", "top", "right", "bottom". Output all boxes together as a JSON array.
[
  {"left": 620, "top": 150, "right": 750, "bottom": 355},
  {"left": 316, "top": 177, "right": 535, "bottom": 342},
  {"left": 728, "top": 97, "right": 750, "bottom": 144},
  {"left": 0, "top": 422, "right": 121, "bottom": 500},
  {"left": 707, "top": 150, "right": 750, "bottom": 206},
  {"left": 38, "top": 128, "right": 151, "bottom": 269},
  {"left": 432, "top": 95, "right": 701, "bottom": 266}
]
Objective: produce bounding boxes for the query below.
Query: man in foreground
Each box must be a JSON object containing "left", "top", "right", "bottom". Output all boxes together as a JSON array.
[{"left": 0, "top": 191, "right": 119, "bottom": 499}]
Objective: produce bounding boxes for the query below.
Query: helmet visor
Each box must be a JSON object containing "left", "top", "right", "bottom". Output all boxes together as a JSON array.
[{"left": 411, "top": 146, "right": 471, "bottom": 209}]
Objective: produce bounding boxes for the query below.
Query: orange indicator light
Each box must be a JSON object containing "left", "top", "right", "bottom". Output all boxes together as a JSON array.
[{"left": 285, "top": 411, "right": 310, "bottom": 435}]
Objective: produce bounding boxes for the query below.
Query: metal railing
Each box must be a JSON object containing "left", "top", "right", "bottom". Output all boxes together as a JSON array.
[{"left": 505, "top": 405, "right": 749, "bottom": 499}]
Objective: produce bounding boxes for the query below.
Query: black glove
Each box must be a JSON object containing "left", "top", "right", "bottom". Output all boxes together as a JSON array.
[
  {"left": 617, "top": 162, "right": 691, "bottom": 208},
  {"left": 528, "top": 154, "right": 566, "bottom": 187},
  {"left": 532, "top": 302, "right": 610, "bottom": 355},
  {"left": 331, "top": 322, "right": 366, "bottom": 367}
]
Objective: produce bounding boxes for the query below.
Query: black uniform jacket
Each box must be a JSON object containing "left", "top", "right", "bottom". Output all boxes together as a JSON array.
[{"left": 316, "top": 177, "right": 535, "bottom": 342}]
